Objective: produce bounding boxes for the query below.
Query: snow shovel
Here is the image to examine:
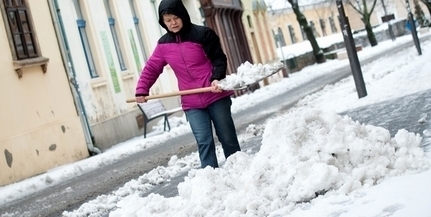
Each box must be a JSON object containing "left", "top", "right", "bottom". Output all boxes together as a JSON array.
[{"left": 126, "top": 62, "right": 285, "bottom": 103}]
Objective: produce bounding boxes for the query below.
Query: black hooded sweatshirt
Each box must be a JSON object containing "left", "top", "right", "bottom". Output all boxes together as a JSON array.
[
  {"left": 157, "top": 0, "right": 227, "bottom": 81},
  {"left": 136, "top": 0, "right": 232, "bottom": 110}
]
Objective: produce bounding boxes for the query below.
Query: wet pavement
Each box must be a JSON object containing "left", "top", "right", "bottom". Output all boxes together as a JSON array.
[{"left": 341, "top": 89, "right": 431, "bottom": 151}]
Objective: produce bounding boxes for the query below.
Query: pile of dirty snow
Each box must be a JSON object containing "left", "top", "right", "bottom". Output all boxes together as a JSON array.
[{"left": 109, "top": 109, "right": 430, "bottom": 216}]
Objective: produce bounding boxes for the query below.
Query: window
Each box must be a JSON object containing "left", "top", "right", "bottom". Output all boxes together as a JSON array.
[
  {"left": 73, "top": 0, "right": 98, "bottom": 78},
  {"left": 277, "top": 27, "right": 286, "bottom": 47},
  {"left": 309, "top": 20, "right": 319, "bottom": 37},
  {"left": 128, "top": 0, "right": 147, "bottom": 62},
  {"left": 2, "top": 0, "right": 49, "bottom": 78},
  {"left": 288, "top": 25, "right": 297, "bottom": 44},
  {"left": 329, "top": 17, "right": 337, "bottom": 33},
  {"left": 273, "top": 28, "right": 285, "bottom": 48},
  {"left": 301, "top": 26, "right": 307, "bottom": 40},
  {"left": 247, "top": 15, "right": 253, "bottom": 28},
  {"left": 3, "top": 0, "right": 37, "bottom": 59},
  {"left": 319, "top": 18, "right": 327, "bottom": 36},
  {"left": 104, "top": 0, "right": 127, "bottom": 71}
]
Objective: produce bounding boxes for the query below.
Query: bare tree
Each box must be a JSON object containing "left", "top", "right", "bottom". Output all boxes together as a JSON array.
[
  {"left": 287, "top": 0, "right": 326, "bottom": 63},
  {"left": 345, "top": 0, "right": 379, "bottom": 46},
  {"left": 311, "top": 0, "right": 336, "bottom": 36},
  {"left": 419, "top": 0, "right": 431, "bottom": 19},
  {"left": 414, "top": 0, "right": 429, "bottom": 27}
]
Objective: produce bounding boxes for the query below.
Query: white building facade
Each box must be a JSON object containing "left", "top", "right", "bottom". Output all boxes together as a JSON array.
[{"left": 50, "top": 0, "right": 207, "bottom": 150}]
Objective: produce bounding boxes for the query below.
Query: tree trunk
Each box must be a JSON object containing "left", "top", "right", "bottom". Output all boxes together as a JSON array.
[
  {"left": 421, "top": 0, "right": 431, "bottom": 23},
  {"left": 364, "top": 22, "right": 378, "bottom": 46},
  {"left": 362, "top": 11, "right": 378, "bottom": 47},
  {"left": 414, "top": 0, "right": 426, "bottom": 27},
  {"left": 346, "top": 0, "right": 379, "bottom": 46},
  {"left": 290, "top": 1, "right": 326, "bottom": 63}
]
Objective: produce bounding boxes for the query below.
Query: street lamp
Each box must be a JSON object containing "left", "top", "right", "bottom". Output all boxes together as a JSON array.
[
  {"left": 276, "top": 32, "right": 289, "bottom": 77},
  {"left": 336, "top": 0, "right": 367, "bottom": 99}
]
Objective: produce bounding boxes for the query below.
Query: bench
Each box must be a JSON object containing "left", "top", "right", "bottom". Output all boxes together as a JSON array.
[
  {"left": 137, "top": 99, "right": 183, "bottom": 138},
  {"left": 419, "top": 27, "right": 430, "bottom": 34}
]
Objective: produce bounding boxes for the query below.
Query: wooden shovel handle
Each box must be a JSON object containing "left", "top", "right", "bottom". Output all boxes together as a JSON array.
[{"left": 126, "top": 87, "right": 213, "bottom": 103}]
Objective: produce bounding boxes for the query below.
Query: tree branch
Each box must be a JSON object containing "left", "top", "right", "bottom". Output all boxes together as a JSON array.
[{"left": 345, "top": 0, "right": 364, "bottom": 15}]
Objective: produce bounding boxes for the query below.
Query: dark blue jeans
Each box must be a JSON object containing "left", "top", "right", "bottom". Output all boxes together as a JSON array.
[{"left": 185, "top": 97, "right": 241, "bottom": 168}]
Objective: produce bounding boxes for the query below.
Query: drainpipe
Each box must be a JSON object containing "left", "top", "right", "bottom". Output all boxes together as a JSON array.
[{"left": 48, "top": 0, "right": 101, "bottom": 155}]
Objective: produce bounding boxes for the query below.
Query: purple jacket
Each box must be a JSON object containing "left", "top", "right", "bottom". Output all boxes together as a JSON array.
[{"left": 135, "top": 0, "right": 233, "bottom": 110}]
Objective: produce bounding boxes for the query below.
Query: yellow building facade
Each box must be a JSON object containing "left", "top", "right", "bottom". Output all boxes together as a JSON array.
[
  {"left": 0, "top": 0, "right": 89, "bottom": 186},
  {"left": 242, "top": 0, "right": 287, "bottom": 84},
  {"left": 267, "top": 0, "right": 427, "bottom": 47}
]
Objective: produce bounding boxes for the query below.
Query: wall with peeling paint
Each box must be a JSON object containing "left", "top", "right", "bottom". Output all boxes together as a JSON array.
[{"left": 0, "top": 0, "right": 89, "bottom": 186}]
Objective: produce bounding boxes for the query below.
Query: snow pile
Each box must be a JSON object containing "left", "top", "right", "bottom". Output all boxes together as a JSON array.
[
  {"left": 109, "top": 109, "right": 430, "bottom": 216},
  {"left": 256, "top": 109, "right": 429, "bottom": 202},
  {"left": 64, "top": 155, "right": 200, "bottom": 216},
  {"left": 218, "top": 61, "right": 285, "bottom": 90}
]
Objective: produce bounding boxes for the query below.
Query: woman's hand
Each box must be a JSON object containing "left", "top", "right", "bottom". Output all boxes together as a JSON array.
[
  {"left": 135, "top": 96, "right": 147, "bottom": 103},
  {"left": 211, "top": 80, "right": 222, "bottom": 93}
]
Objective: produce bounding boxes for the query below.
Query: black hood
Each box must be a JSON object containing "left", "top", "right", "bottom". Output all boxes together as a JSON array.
[{"left": 158, "top": 0, "right": 191, "bottom": 34}]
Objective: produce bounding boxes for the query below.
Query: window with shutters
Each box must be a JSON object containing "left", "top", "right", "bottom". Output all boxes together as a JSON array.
[{"left": 1, "top": 0, "right": 49, "bottom": 78}]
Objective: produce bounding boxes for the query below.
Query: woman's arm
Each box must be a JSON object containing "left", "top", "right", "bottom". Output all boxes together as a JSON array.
[
  {"left": 135, "top": 44, "right": 167, "bottom": 97},
  {"left": 201, "top": 28, "right": 228, "bottom": 82}
]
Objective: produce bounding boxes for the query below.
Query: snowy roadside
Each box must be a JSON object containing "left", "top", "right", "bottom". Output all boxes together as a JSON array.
[
  {"left": 60, "top": 36, "right": 431, "bottom": 216},
  {"left": 1, "top": 33, "right": 430, "bottom": 217}
]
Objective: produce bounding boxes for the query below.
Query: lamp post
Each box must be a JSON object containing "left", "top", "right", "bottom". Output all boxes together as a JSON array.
[
  {"left": 405, "top": 0, "right": 422, "bottom": 55},
  {"left": 277, "top": 33, "right": 289, "bottom": 77},
  {"left": 336, "top": 0, "right": 367, "bottom": 99}
]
